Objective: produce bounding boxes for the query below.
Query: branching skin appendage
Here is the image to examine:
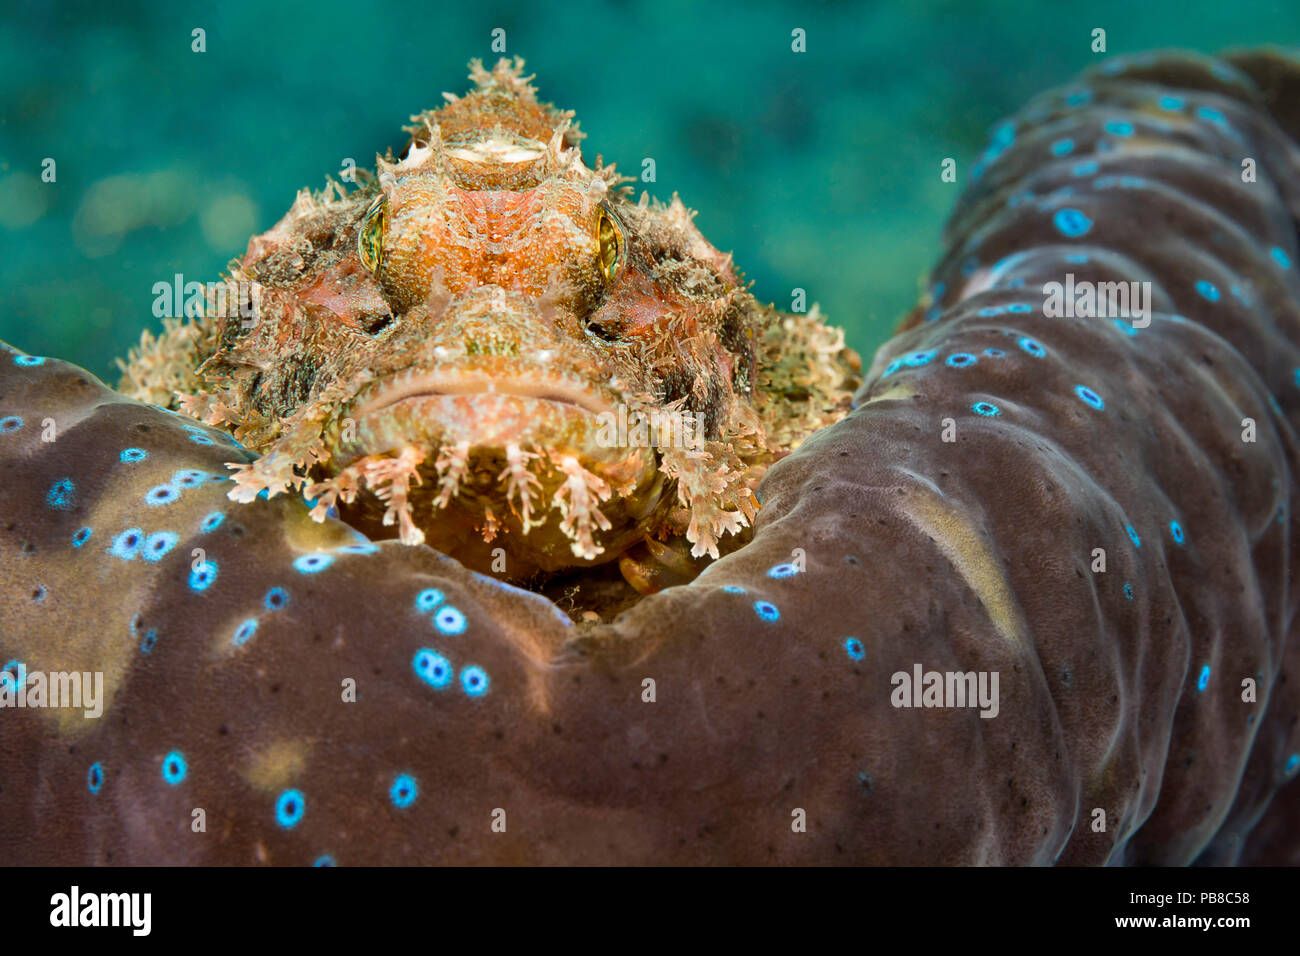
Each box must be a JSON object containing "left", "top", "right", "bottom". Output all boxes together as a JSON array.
[{"left": 118, "top": 58, "right": 860, "bottom": 604}]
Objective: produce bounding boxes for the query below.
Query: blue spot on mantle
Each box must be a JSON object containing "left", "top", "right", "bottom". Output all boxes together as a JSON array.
[
  {"left": 46, "top": 478, "right": 75, "bottom": 510},
  {"left": 1053, "top": 208, "right": 1093, "bottom": 238},
  {"left": 390, "top": 774, "right": 418, "bottom": 809},
  {"left": 161, "top": 751, "right": 188, "bottom": 785},
  {"left": 276, "top": 789, "right": 305, "bottom": 829}
]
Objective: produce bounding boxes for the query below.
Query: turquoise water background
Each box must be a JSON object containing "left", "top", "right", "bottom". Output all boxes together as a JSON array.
[{"left": 3, "top": 0, "right": 1299, "bottom": 378}]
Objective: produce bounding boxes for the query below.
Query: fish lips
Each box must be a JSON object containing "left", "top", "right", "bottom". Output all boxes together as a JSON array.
[{"left": 338, "top": 366, "right": 645, "bottom": 473}]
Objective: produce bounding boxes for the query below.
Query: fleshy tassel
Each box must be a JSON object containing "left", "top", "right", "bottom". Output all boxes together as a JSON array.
[
  {"left": 499, "top": 442, "right": 543, "bottom": 533},
  {"left": 659, "top": 443, "right": 752, "bottom": 559},
  {"left": 363, "top": 446, "right": 427, "bottom": 545},
  {"left": 434, "top": 440, "right": 471, "bottom": 509},
  {"left": 553, "top": 454, "right": 612, "bottom": 560}
]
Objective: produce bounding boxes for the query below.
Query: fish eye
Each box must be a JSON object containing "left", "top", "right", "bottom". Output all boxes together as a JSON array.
[
  {"left": 358, "top": 195, "right": 387, "bottom": 273},
  {"left": 596, "top": 205, "right": 624, "bottom": 284}
]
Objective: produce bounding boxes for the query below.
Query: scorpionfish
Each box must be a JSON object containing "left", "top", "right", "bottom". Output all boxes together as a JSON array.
[{"left": 118, "top": 57, "right": 859, "bottom": 594}]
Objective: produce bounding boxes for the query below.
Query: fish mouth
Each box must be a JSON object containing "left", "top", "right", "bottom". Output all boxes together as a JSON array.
[
  {"left": 325, "top": 365, "right": 663, "bottom": 569},
  {"left": 342, "top": 364, "right": 635, "bottom": 466},
  {"left": 355, "top": 370, "right": 615, "bottom": 420}
]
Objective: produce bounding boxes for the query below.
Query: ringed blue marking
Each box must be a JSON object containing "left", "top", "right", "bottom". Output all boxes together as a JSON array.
[
  {"left": 413, "top": 649, "right": 453, "bottom": 689},
  {"left": 0, "top": 415, "right": 23, "bottom": 433},
  {"left": 145, "top": 484, "right": 179, "bottom": 506},
  {"left": 143, "top": 531, "right": 179, "bottom": 562},
  {"left": 460, "top": 666, "right": 490, "bottom": 697},
  {"left": 754, "top": 601, "right": 780, "bottom": 622},
  {"left": 275, "top": 789, "right": 305, "bottom": 829},
  {"left": 200, "top": 512, "right": 225, "bottom": 533},
  {"left": 903, "top": 350, "right": 936, "bottom": 367},
  {"left": 435, "top": 606, "right": 467, "bottom": 635},
  {"left": 1170, "top": 521, "right": 1185, "bottom": 545},
  {"left": 1197, "top": 664, "right": 1211, "bottom": 693},
  {"left": 1286, "top": 754, "right": 1300, "bottom": 776},
  {"left": 87, "top": 762, "right": 104, "bottom": 794},
  {"left": 188, "top": 433, "right": 215, "bottom": 446},
  {"left": 971, "top": 401, "right": 1000, "bottom": 417},
  {"left": 161, "top": 751, "right": 187, "bottom": 785},
  {"left": 1158, "top": 94, "right": 1184, "bottom": 111},
  {"left": 1123, "top": 582, "right": 1134, "bottom": 601},
  {"left": 767, "top": 563, "right": 800, "bottom": 578},
  {"left": 1103, "top": 119, "right": 1134, "bottom": 136},
  {"left": 232, "top": 618, "right": 258, "bottom": 646},
  {"left": 172, "top": 469, "right": 206, "bottom": 488},
  {"left": 415, "top": 588, "right": 444, "bottom": 612},
  {"left": 1053, "top": 208, "right": 1092, "bottom": 238},
  {"left": 844, "top": 637, "right": 865, "bottom": 661},
  {"left": 1195, "top": 279, "right": 1221, "bottom": 302},
  {"left": 265, "top": 587, "right": 288, "bottom": 610},
  {"left": 946, "top": 352, "right": 977, "bottom": 368},
  {"left": 983, "top": 348, "right": 1006, "bottom": 358},
  {"left": 1271, "top": 247, "right": 1292, "bottom": 269},
  {"left": 72, "top": 526, "right": 92, "bottom": 548},
  {"left": 293, "top": 553, "right": 334, "bottom": 574},
  {"left": 109, "top": 528, "right": 144, "bottom": 560},
  {"left": 1018, "top": 337, "right": 1046, "bottom": 357},
  {"left": 1196, "top": 105, "right": 1228, "bottom": 127},
  {"left": 313, "top": 855, "right": 336, "bottom": 867},
  {"left": 189, "top": 560, "right": 218, "bottom": 591},
  {"left": 1126, "top": 525, "right": 1141, "bottom": 548},
  {"left": 1, "top": 660, "right": 27, "bottom": 692},
  {"left": 46, "top": 478, "right": 75, "bottom": 510},
  {"left": 390, "top": 774, "right": 419, "bottom": 808},
  {"left": 1074, "top": 385, "right": 1104, "bottom": 410},
  {"left": 336, "top": 542, "right": 379, "bottom": 555},
  {"left": 721, "top": 585, "right": 745, "bottom": 594},
  {"left": 14, "top": 355, "right": 45, "bottom": 366},
  {"left": 140, "top": 630, "right": 157, "bottom": 654},
  {"left": 120, "top": 447, "right": 148, "bottom": 463}
]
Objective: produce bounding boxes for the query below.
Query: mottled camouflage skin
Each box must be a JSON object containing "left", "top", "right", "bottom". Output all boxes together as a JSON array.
[{"left": 119, "top": 59, "right": 857, "bottom": 586}]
